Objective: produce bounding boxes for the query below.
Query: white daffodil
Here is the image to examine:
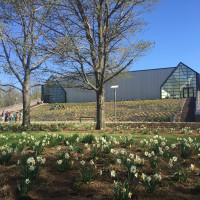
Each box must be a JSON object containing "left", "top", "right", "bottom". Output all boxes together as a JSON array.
[
  {"left": 65, "top": 153, "right": 70, "bottom": 159},
  {"left": 80, "top": 160, "right": 85, "bottom": 166},
  {"left": 56, "top": 146, "right": 61, "bottom": 151},
  {"left": 111, "top": 170, "right": 116, "bottom": 177},
  {"left": 117, "top": 159, "right": 121, "bottom": 165},
  {"left": 172, "top": 156, "right": 178, "bottom": 162},
  {"left": 57, "top": 160, "right": 63, "bottom": 165},
  {"left": 90, "top": 159, "right": 94, "bottom": 165},
  {"left": 190, "top": 164, "right": 195, "bottom": 170},
  {"left": 130, "top": 165, "right": 136, "bottom": 174},
  {"left": 25, "top": 179, "right": 30, "bottom": 184}
]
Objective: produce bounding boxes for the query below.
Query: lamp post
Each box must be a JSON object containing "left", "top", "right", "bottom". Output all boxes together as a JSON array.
[{"left": 111, "top": 85, "right": 119, "bottom": 122}]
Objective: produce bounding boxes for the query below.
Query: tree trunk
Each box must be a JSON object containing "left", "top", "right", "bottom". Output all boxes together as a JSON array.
[
  {"left": 96, "top": 88, "right": 105, "bottom": 130},
  {"left": 22, "top": 72, "right": 30, "bottom": 127}
]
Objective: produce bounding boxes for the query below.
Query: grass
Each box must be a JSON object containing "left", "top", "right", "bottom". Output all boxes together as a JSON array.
[{"left": 1, "top": 131, "right": 200, "bottom": 146}]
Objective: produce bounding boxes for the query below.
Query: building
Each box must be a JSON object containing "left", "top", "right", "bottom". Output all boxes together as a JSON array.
[{"left": 41, "top": 62, "right": 200, "bottom": 103}]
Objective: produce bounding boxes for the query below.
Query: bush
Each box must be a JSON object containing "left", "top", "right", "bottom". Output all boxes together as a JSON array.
[{"left": 81, "top": 134, "right": 95, "bottom": 144}]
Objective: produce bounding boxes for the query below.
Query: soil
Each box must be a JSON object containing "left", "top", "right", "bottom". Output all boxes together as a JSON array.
[{"left": 0, "top": 135, "right": 200, "bottom": 200}]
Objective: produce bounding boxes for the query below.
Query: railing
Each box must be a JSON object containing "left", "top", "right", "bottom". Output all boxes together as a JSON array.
[{"left": 0, "top": 99, "right": 41, "bottom": 112}]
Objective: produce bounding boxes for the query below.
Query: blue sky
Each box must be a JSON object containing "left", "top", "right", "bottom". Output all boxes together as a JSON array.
[
  {"left": 132, "top": 0, "right": 200, "bottom": 73},
  {"left": 1, "top": 0, "right": 200, "bottom": 86}
]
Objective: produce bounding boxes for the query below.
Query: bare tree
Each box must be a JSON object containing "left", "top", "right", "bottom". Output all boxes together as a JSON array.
[
  {"left": 0, "top": 0, "right": 55, "bottom": 126},
  {"left": 0, "top": 86, "right": 22, "bottom": 107},
  {"left": 48, "top": 0, "right": 157, "bottom": 129}
]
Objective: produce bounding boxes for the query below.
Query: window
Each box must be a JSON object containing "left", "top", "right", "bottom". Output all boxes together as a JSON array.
[{"left": 161, "top": 63, "right": 197, "bottom": 98}]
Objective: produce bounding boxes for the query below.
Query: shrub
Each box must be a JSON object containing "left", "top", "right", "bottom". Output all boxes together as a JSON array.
[{"left": 81, "top": 134, "right": 95, "bottom": 144}]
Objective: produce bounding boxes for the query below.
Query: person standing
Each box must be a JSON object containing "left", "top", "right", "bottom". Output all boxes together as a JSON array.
[
  {"left": 19, "top": 111, "right": 23, "bottom": 122},
  {"left": 9, "top": 112, "right": 13, "bottom": 123},
  {"left": 14, "top": 112, "right": 18, "bottom": 122},
  {"left": 5, "top": 111, "right": 9, "bottom": 122},
  {"left": 2, "top": 111, "right": 5, "bottom": 122}
]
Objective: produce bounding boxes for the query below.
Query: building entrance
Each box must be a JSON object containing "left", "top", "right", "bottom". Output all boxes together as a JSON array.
[{"left": 183, "top": 87, "right": 194, "bottom": 98}]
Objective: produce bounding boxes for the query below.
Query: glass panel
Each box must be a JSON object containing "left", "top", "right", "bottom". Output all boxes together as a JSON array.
[{"left": 161, "top": 64, "right": 197, "bottom": 98}]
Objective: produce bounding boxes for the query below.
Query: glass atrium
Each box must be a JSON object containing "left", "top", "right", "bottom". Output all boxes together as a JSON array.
[{"left": 161, "top": 63, "right": 197, "bottom": 98}]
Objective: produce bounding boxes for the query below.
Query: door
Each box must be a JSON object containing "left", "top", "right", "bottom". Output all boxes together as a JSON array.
[{"left": 183, "top": 87, "right": 194, "bottom": 98}]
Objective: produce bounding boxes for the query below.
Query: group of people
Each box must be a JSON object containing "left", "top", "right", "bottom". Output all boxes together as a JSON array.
[
  {"left": 50, "top": 105, "right": 66, "bottom": 110},
  {"left": 1, "top": 110, "right": 23, "bottom": 123}
]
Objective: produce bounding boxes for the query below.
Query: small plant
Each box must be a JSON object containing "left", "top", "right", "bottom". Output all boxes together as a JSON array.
[
  {"left": 173, "top": 167, "right": 189, "bottom": 183},
  {"left": 17, "top": 178, "right": 31, "bottom": 197},
  {"left": 179, "top": 138, "right": 192, "bottom": 159},
  {"left": 141, "top": 173, "right": 162, "bottom": 194},
  {"left": 48, "top": 134, "right": 64, "bottom": 147},
  {"left": 162, "top": 149, "right": 172, "bottom": 161},
  {"left": 79, "top": 160, "right": 94, "bottom": 183},
  {"left": 56, "top": 152, "right": 72, "bottom": 171},
  {"left": 197, "top": 128, "right": 200, "bottom": 134},
  {"left": 74, "top": 145, "right": 83, "bottom": 154},
  {"left": 180, "top": 128, "right": 186, "bottom": 134},
  {"left": 154, "top": 129, "right": 159, "bottom": 134},
  {"left": 124, "top": 135, "right": 134, "bottom": 147},
  {"left": 0, "top": 145, "right": 13, "bottom": 165},
  {"left": 113, "top": 181, "right": 132, "bottom": 200},
  {"left": 132, "top": 128, "right": 137, "bottom": 134},
  {"left": 65, "top": 134, "right": 79, "bottom": 147},
  {"left": 90, "top": 149, "right": 100, "bottom": 160},
  {"left": 149, "top": 135, "right": 166, "bottom": 155},
  {"left": 127, "top": 165, "right": 137, "bottom": 182},
  {"left": 30, "top": 140, "right": 45, "bottom": 155},
  {"left": 17, "top": 154, "right": 46, "bottom": 181},
  {"left": 169, "top": 128, "right": 175, "bottom": 134},
  {"left": 139, "top": 139, "right": 148, "bottom": 149},
  {"left": 17, "top": 154, "right": 46, "bottom": 197},
  {"left": 81, "top": 134, "right": 95, "bottom": 144},
  {"left": 149, "top": 156, "right": 159, "bottom": 169}
]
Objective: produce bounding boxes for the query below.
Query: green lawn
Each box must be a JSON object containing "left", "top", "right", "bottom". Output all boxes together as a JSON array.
[{"left": 1, "top": 131, "right": 200, "bottom": 146}]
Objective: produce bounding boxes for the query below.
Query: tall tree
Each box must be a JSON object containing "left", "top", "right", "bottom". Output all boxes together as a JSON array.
[
  {"left": 0, "top": 0, "right": 55, "bottom": 126},
  {"left": 49, "top": 0, "right": 157, "bottom": 129}
]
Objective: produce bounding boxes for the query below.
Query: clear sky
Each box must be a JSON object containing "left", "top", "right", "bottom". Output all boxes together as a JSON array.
[
  {"left": 1, "top": 0, "right": 200, "bottom": 86},
  {"left": 132, "top": 0, "right": 200, "bottom": 73}
]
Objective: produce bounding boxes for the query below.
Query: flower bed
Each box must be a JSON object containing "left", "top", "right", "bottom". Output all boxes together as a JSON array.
[
  {"left": 0, "top": 131, "right": 200, "bottom": 199},
  {"left": 30, "top": 98, "right": 185, "bottom": 122}
]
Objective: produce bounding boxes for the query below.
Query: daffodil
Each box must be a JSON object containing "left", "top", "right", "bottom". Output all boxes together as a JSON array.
[
  {"left": 56, "top": 146, "right": 61, "bottom": 151},
  {"left": 141, "top": 173, "right": 146, "bottom": 180},
  {"left": 172, "top": 156, "right": 178, "bottom": 162},
  {"left": 190, "top": 164, "right": 195, "bottom": 170},
  {"left": 111, "top": 170, "right": 116, "bottom": 177},
  {"left": 57, "top": 160, "right": 63, "bottom": 165},
  {"left": 90, "top": 159, "right": 94, "bottom": 165},
  {"left": 80, "top": 160, "right": 85, "bottom": 165},
  {"left": 25, "top": 179, "right": 30, "bottom": 184},
  {"left": 122, "top": 188, "right": 126, "bottom": 193},
  {"left": 65, "top": 153, "right": 70, "bottom": 159},
  {"left": 29, "top": 165, "right": 35, "bottom": 171},
  {"left": 130, "top": 165, "right": 136, "bottom": 173}
]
